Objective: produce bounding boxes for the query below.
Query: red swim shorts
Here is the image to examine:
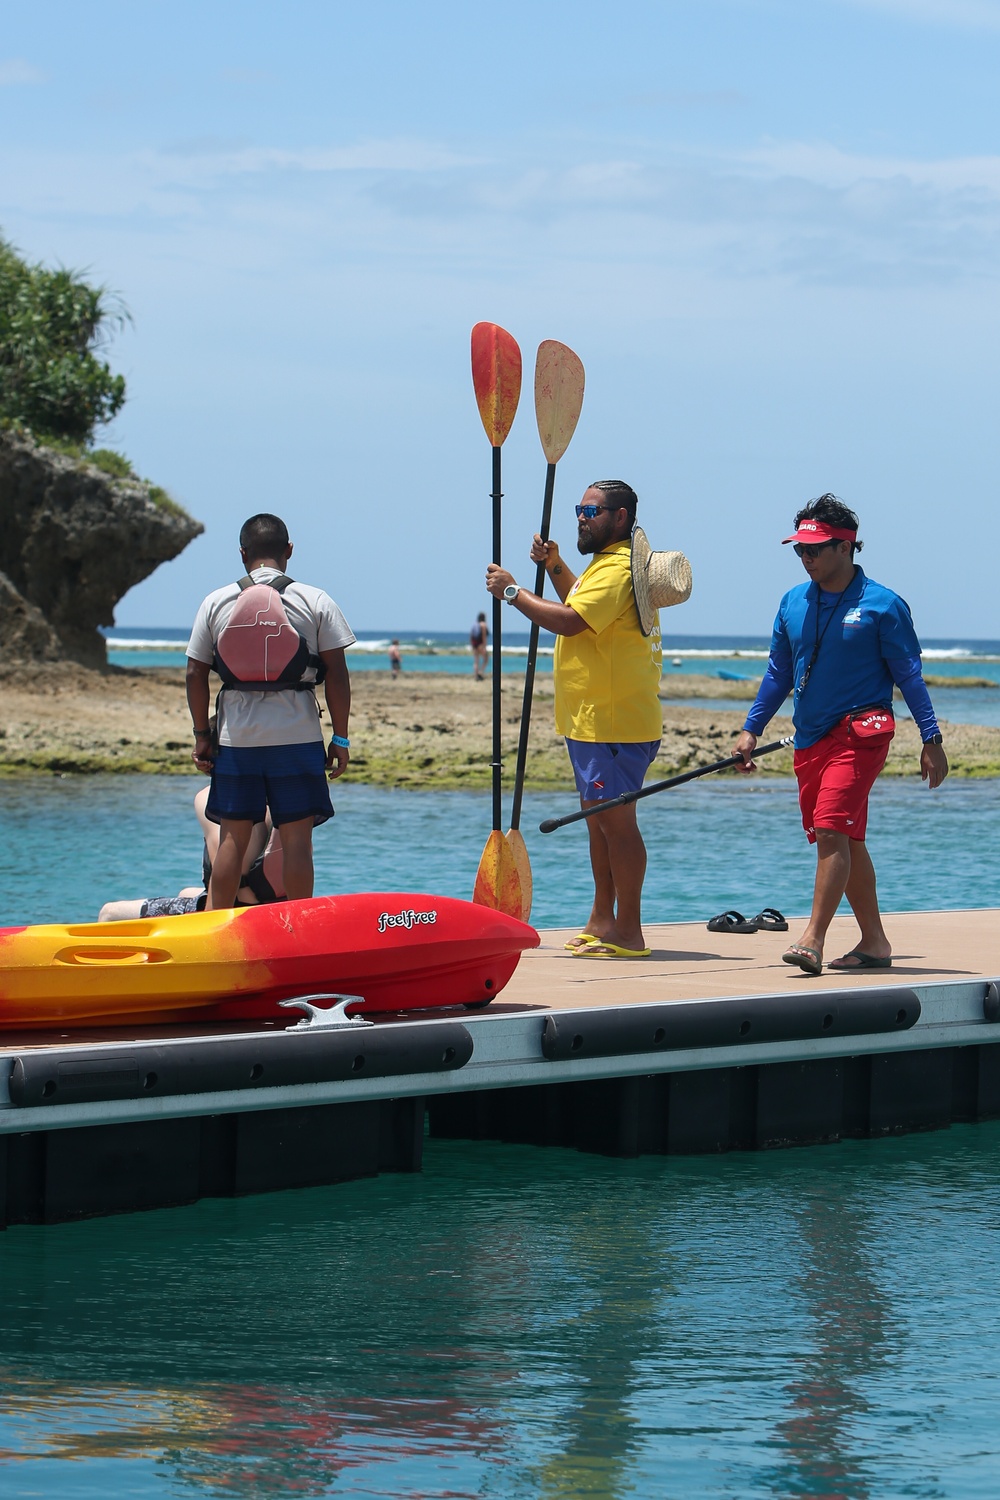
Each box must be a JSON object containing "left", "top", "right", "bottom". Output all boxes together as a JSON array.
[{"left": 793, "top": 718, "right": 892, "bottom": 844}]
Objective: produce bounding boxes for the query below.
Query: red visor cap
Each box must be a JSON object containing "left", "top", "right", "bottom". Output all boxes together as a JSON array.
[{"left": 782, "top": 520, "right": 857, "bottom": 545}]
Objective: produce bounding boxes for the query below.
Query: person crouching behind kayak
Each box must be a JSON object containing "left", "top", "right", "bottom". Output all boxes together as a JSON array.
[
  {"left": 98, "top": 788, "right": 285, "bottom": 921},
  {"left": 734, "top": 493, "right": 948, "bottom": 976},
  {"left": 185, "top": 513, "right": 354, "bottom": 908}
]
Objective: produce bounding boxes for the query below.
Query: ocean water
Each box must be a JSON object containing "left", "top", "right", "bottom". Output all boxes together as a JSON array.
[
  {"left": 0, "top": 772, "right": 996, "bottom": 929},
  {"left": 4, "top": 1127, "right": 1000, "bottom": 1496},
  {"left": 3, "top": 775, "right": 1000, "bottom": 1497}
]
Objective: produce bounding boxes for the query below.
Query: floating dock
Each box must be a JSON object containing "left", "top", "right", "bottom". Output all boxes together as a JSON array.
[{"left": 1, "top": 909, "right": 997, "bottom": 1226}]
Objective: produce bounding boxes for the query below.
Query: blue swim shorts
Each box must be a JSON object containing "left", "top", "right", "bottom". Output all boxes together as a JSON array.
[
  {"left": 206, "top": 742, "right": 334, "bottom": 827},
  {"left": 564, "top": 739, "right": 661, "bottom": 801}
]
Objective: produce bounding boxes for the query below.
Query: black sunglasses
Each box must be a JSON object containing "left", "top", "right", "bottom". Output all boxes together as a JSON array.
[{"left": 793, "top": 539, "right": 843, "bottom": 559}]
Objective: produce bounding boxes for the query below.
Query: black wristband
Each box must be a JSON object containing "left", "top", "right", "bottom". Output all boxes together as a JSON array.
[
  {"left": 193, "top": 728, "right": 211, "bottom": 737},
  {"left": 923, "top": 733, "right": 943, "bottom": 746}
]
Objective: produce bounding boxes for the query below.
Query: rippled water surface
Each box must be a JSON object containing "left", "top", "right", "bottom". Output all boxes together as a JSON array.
[
  {"left": 1, "top": 773, "right": 998, "bottom": 929},
  {"left": 2, "top": 777, "right": 999, "bottom": 1495},
  {"left": 3, "top": 1129, "right": 1000, "bottom": 1497}
]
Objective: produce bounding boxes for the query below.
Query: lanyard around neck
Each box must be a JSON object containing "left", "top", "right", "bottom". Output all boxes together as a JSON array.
[{"left": 796, "top": 571, "right": 860, "bottom": 701}]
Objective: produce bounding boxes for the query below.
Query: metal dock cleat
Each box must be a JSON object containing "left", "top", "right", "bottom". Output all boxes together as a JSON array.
[{"left": 278, "top": 994, "right": 374, "bottom": 1030}]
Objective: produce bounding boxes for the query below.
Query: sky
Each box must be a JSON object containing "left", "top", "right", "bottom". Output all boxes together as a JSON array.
[{"left": 2, "top": 0, "right": 1000, "bottom": 637}]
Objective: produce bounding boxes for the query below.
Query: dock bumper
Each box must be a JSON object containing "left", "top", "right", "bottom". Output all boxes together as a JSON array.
[
  {"left": 7, "top": 1021, "right": 473, "bottom": 1109},
  {"left": 539, "top": 987, "right": 921, "bottom": 1061},
  {"left": 1, "top": 975, "right": 1000, "bottom": 1225}
]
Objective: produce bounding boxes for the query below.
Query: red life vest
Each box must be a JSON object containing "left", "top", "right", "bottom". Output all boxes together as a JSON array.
[{"left": 213, "top": 574, "right": 325, "bottom": 692}]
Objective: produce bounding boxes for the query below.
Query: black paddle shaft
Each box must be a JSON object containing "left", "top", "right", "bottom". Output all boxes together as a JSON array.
[
  {"left": 509, "top": 460, "right": 557, "bottom": 833},
  {"left": 491, "top": 445, "right": 503, "bottom": 832},
  {"left": 538, "top": 737, "right": 793, "bottom": 833}
]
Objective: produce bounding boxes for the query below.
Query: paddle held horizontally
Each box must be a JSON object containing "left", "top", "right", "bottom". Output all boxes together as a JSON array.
[{"left": 538, "top": 737, "right": 794, "bottom": 833}]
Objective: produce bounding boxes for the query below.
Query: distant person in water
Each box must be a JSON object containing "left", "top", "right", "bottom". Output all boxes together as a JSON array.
[
  {"left": 734, "top": 493, "right": 948, "bottom": 977},
  {"left": 470, "top": 612, "right": 489, "bottom": 679},
  {"left": 185, "top": 512, "right": 354, "bottom": 908},
  {"left": 98, "top": 788, "right": 286, "bottom": 921},
  {"left": 388, "top": 639, "right": 402, "bottom": 679}
]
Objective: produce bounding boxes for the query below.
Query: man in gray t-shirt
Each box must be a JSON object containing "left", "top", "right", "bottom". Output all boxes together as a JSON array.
[{"left": 186, "top": 512, "right": 354, "bottom": 909}]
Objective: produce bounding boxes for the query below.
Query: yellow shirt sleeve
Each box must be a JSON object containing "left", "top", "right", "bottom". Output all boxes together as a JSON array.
[{"left": 566, "top": 547, "right": 636, "bottom": 634}]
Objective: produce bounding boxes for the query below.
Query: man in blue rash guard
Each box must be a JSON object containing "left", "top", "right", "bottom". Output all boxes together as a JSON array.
[{"left": 734, "top": 494, "right": 949, "bottom": 976}]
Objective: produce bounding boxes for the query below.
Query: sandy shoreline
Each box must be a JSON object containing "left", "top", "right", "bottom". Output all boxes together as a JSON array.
[{"left": 2, "top": 665, "right": 998, "bottom": 786}]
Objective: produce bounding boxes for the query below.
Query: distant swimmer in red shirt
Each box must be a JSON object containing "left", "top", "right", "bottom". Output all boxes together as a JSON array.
[{"left": 735, "top": 493, "right": 949, "bottom": 977}]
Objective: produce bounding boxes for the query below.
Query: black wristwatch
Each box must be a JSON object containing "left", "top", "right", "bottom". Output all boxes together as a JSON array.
[{"left": 923, "top": 733, "right": 943, "bottom": 746}]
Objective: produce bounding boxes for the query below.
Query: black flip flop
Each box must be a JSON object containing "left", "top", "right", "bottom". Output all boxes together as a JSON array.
[
  {"left": 750, "top": 908, "right": 788, "bottom": 932},
  {"left": 706, "top": 910, "right": 758, "bottom": 934}
]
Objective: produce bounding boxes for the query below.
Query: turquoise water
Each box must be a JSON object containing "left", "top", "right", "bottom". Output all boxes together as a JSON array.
[
  {"left": 660, "top": 689, "right": 1000, "bottom": 727},
  {"left": 3, "top": 1127, "right": 1000, "bottom": 1496},
  {"left": 0, "top": 773, "right": 996, "bottom": 929},
  {"left": 2, "top": 775, "right": 999, "bottom": 1498}
]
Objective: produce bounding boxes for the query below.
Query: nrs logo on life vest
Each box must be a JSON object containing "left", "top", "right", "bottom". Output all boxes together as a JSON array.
[{"left": 378, "top": 908, "right": 438, "bottom": 933}]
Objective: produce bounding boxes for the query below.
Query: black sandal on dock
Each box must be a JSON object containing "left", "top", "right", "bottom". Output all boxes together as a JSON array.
[
  {"left": 750, "top": 908, "right": 788, "bottom": 932},
  {"left": 707, "top": 910, "right": 758, "bottom": 934}
]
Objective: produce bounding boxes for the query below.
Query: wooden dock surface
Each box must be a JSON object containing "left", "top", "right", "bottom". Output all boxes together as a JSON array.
[{"left": 498, "top": 908, "right": 998, "bottom": 1010}]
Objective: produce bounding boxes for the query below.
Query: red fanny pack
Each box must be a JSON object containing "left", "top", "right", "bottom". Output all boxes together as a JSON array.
[{"left": 847, "top": 706, "right": 895, "bottom": 740}]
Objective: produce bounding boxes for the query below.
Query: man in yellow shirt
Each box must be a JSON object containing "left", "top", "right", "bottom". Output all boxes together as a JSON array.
[{"left": 487, "top": 480, "right": 689, "bottom": 958}]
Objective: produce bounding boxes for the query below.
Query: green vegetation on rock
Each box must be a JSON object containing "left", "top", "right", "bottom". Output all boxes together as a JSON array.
[
  {"left": 0, "top": 235, "right": 128, "bottom": 445},
  {"left": 4, "top": 429, "right": 186, "bottom": 514}
]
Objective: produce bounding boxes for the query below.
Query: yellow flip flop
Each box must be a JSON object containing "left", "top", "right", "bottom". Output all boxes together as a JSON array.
[
  {"left": 564, "top": 932, "right": 600, "bottom": 952},
  {"left": 574, "top": 942, "right": 651, "bottom": 959}
]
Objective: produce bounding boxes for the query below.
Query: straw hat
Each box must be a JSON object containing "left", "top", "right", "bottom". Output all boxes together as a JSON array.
[{"left": 630, "top": 525, "right": 692, "bottom": 637}]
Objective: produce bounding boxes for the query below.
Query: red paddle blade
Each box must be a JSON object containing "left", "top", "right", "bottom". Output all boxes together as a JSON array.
[
  {"left": 534, "top": 340, "right": 585, "bottom": 464},
  {"left": 471, "top": 323, "right": 522, "bottom": 447}
]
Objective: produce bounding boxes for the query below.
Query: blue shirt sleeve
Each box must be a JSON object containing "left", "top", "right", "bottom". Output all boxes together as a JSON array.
[
  {"left": 744, "top": 610, "right": 793, "bottom": 735},
  {"left": 887, "top": 656, "right": 940, "bottom": 742},
  {"left": 878, "top": 595, "right": 921, "bottom": 659}
]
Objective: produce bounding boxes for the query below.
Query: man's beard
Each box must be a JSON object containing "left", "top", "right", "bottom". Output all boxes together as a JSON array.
[{"left": 576, "top": 530, "right": 600, "bottom": 555}]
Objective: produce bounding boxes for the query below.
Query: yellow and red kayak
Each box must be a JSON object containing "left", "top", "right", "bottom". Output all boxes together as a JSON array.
[{"left": 0, "top": 893, "right": 539, "bottom": 1029}]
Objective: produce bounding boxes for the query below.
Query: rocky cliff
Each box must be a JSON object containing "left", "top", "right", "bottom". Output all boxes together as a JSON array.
[{"left": 0, "top": 429, "right": 203, "bottom": 667}]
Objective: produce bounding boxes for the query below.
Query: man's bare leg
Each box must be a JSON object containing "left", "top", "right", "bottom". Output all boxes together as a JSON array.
[
  {"left": 99, "top": 900, "right": 146, "bottom": 922},
  {"left": 275, "top": 817, "right": 315, "bottom": 901},
  {"left": 789, "top": 827, "right": 852, "bottom": 965},
  {"left": 837, "top": 839, "right": 891, "bottom": 963},
  {"left": 208, "top": 820, "right": 254, "bottom": 909},
  {"left": 563, "top": 801, "right": 620, "bottom": 948},
  {"left": 575, "top": 802, "right": 648, "bottom": 952}
]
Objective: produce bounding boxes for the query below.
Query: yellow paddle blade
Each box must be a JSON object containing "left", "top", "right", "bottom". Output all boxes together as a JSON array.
[
  {"left": 472, "top": 830, "right": 524, "bottom": 917},
  {"left": 534, "top": 339, "right": 585, "bottom": 464},
  {"left": 471, "top": 323, "right": 522, "bottom": 447},
  {"left": 505, "top": 828, "right": 533, "bottom": 922}
]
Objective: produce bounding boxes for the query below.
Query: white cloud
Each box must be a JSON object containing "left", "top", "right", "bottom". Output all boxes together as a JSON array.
[
  {"left": 152, "top": 138, "right": 478, "bottom": 176},
  {"left": 0, "top": 58, "right": 46, "bottom": 86},
  {"left": 5, "top": 129, "right": 1000, "bottom": 294},
  {"left": 835, "top": 0, "right": 1000, "bottom": 28},
  {"left": 738, "top": 140, "right": 1000, "bottom": 193}
]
